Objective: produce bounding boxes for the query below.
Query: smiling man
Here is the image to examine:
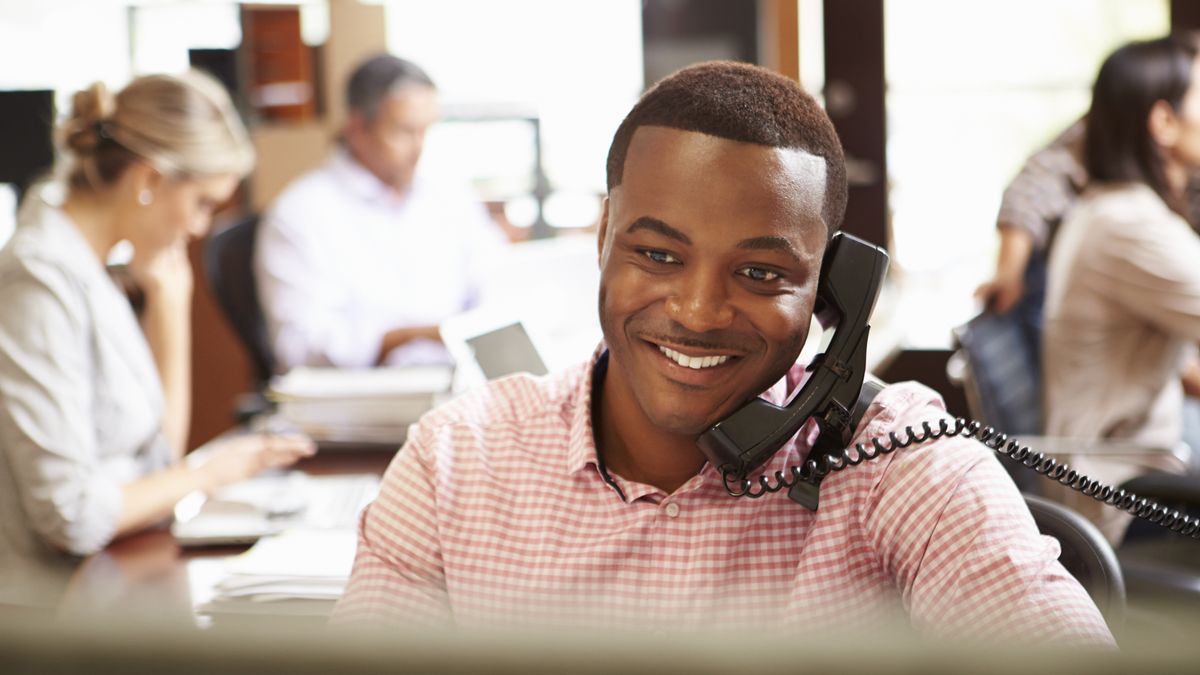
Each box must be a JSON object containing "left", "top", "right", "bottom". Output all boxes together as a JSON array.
[{"left": 333, "top": 62, "right": 1113, "bottom": 644}]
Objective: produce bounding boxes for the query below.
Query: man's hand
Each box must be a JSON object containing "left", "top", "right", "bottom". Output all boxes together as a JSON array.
[{"left": 377, "top": 324, "right": 443, "bottom": 364}]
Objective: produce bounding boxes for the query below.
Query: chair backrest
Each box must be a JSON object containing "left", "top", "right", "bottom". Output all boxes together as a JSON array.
[
  {"left": 1024, "top": 493, "right": 1126, "bottom": 628},
  {"left": 203, "top": 215, "right": 275, "bottom": 388},
  {"left": 952, "top": 309, "right": 1042, "bottom": 436}
]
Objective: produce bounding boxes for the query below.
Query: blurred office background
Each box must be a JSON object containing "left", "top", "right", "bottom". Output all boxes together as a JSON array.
[{"left": 0, "top": 0, "right": 1191, "bottom": 447}]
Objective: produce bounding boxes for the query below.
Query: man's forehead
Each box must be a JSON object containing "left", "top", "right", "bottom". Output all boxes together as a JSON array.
[{"left": 617, "top": 126, "right": 828, "bottom": 228}]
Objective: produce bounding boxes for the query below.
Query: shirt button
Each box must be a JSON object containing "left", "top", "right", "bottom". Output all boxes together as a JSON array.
[{"left": 664, "top": 502, "right": 680, "bottom": 518}]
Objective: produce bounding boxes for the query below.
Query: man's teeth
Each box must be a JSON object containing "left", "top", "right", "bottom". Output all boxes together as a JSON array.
[{"left": 658, "top": 346, "right": 731, "bottom": 369}]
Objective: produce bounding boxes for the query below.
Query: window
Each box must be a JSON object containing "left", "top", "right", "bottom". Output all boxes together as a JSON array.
[
  {"left": 884, "top": 0, "right": 1169, "bottom": 346},
  {"left": 385, "top": 0, "right": 644, "bottom": 233}
]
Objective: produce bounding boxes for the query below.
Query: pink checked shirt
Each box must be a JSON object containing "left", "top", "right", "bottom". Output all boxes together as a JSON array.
[{"left": 334, "top": 351, "right": 1113, "bottom": 644}]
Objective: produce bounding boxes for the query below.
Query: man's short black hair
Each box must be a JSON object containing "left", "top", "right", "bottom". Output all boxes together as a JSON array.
[
  {"left": 346, "top": 54, "right": 435, "bottom": 121},
  {"left": 606, "top": 61, "right": 847, "bottom": 234}
]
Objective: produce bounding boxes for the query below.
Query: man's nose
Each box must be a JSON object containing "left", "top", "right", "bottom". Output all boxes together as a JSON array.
[{"left": 664, "top": 270, "right": 735, "bottom": 333}]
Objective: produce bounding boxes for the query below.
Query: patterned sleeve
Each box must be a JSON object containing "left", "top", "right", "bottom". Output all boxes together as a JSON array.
[
  {"left": 996, "top": 120, "right": 1087, "bottom": 251},
  {"left": 331, "top": 421, "right": 453, "bottom": 627},
  {"left": 862, "top": 386, "right": 1114, "bottom": 645}
]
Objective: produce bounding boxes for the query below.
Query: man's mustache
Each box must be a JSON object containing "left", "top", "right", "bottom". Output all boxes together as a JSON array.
[{"left": 634, "top": 322, "right": 760, "bottom": 354}]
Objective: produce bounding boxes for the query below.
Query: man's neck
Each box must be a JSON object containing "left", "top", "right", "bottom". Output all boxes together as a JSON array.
[
  {"left": 344, "top": 145, "right": 412, "bottom": 198},
  {"left": 593, "top": 356, "right": 707, "bottom": 495}
]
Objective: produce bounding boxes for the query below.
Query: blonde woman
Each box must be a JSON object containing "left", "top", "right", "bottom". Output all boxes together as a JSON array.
[{"left": 0, "top": 71, "right": 314, "bottom": 607}]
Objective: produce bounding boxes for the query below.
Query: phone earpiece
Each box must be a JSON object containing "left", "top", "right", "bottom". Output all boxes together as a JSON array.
[{"left": 697, "top": 231, "right": 889, "bottom": 506}]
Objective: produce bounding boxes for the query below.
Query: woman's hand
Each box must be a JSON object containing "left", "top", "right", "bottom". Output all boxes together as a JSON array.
[
  {"left": 197, "top": 433, "right": 316, "bottom": 493},
  {"left": 130, "top": 239, "right": 193, "bottom": 307},
  {"left": 974, "top": 272, "right": 1025, "bottom": 314}
]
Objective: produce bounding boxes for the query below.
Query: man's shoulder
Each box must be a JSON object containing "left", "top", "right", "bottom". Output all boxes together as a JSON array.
[
  {"left": 409, "top": 362, "right": 589, "bottom": 447},
  {"left": 854, "top": 380, "right": 995, "bottom": 477},
  {"left": 862, "top": 380, "right": 950, "bottom": 425},
  {"left": 266, "top": 160, "right": 345, "bottom": 217}
]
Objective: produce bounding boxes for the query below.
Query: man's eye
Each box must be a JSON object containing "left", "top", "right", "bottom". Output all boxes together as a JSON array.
[
  {"left": 642, "top": 250, "right": 679, "bottom": 264},
  {"left": 738, "top": 266, "right": 780, "bottom": 282}
]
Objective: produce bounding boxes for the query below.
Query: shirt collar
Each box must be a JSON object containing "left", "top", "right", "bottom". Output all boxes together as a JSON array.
[
  {"left": 566, "top": 342, "right": 801, "bottom": 493},
  {"left": 330, "top": 147, "right": 413, "bottom": 206},
  {"left": 566, "top": 343, "right": 608, "bottom": 477},
  {"left": 26, "top": 202, "right": 113, "bottom": 290}
]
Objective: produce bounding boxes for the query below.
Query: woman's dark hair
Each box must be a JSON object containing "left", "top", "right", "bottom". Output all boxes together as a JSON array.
[{"left": 1085, "top": 35, "right": 1199, "bottom": 215}]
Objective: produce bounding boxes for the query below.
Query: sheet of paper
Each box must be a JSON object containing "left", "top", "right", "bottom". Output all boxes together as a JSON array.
[{"left": 270, "top": 365, "right": 453, "bottom": 400}]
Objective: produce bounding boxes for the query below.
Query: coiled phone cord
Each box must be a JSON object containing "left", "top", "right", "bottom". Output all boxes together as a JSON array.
[{"left": 719, "top": 417, "right": 1200, "bottom": 540}]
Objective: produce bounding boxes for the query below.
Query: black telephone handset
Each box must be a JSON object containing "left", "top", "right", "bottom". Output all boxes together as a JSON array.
[
  {"left": 699, "top": 233, "right": 1200, "bottom": 539},
  {"left": 697, "top": 231, "right": 889, "bottom": 510}
]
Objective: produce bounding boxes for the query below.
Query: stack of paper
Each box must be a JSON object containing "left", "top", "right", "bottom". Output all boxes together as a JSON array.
[
  {"left": 195, "top": 528, "right": 359, "bottom": 619},
  {"left": 268, "top": 365, "right": 454, "bottom": 444}
]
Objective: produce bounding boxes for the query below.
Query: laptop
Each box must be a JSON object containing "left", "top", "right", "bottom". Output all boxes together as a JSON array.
[{"left": 439, "top": 309, "right": 554, "bottom": 391}]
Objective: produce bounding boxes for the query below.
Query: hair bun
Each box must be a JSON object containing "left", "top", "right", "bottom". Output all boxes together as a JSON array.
[{"left": 62, "top": 82, "right": 117, "bottom": 155}]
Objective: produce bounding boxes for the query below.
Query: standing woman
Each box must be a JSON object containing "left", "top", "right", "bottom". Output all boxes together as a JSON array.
[
  {"left": 0, "top": 71, "right": 313, "bottom": 607},
  {"left": 1043, "top": 35, "right": 1200, "bottom": 544}
]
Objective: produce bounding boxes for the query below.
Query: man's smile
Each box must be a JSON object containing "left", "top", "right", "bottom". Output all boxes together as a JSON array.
[{"left": 639, "top": 337, "right": 744, "bottom": 387}]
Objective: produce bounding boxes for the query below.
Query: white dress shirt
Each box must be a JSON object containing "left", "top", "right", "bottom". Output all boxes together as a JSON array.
[
  {"left": 255, "top": 150, "right": 507, "bottom": 370},
  {"left": 0, "top": 202, "right": 171, "bottom": 606}
]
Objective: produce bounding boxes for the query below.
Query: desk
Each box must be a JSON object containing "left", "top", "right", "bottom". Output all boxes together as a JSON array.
[{"left": 60, "top": 447, "right": 395, "bottom": 625}]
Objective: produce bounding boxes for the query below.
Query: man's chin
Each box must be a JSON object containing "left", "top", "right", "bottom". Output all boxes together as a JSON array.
[{"left": 648, "top": 409, "right": 722, "bottom": 437}]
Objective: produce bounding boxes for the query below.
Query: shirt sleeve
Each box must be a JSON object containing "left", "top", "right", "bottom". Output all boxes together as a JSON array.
[
  {"left": 1092, "top": 209, "right": 1200, "bottom": 341},
  {"left": 996, "top": 120, "right": 1087, "bottom": 251},
  {"left": 0, "top": 272, "right": 123, "bottom": 556},
  {"left": 861, "top": 389, "right": 1114, "bottom": 645},
  {"left": 459, "top": 198, "right": 509, "bottom": 311},
  {"left": 331, "top": 420, "right": 452, "bottom": 627},
  {"left": 255, "top": 191, "right": 388, "bottom": 370}
]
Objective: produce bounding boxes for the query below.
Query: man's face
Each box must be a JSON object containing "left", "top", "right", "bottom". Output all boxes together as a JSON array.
[
  {"left": 345, "top": 86, "right": 439, "bottom": 192},
  {"left": 598, "top": 126, "right": 829, "bottom": 436}
]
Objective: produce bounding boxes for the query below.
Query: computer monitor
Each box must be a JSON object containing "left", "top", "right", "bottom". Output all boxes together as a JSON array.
[{"left": 0, "top": 90, "right": 55, "bottom": 202}]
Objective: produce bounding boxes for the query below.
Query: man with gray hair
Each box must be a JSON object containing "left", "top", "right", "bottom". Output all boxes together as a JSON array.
[{"left": 256, "top": 54, "right": 506, "bottom": 370}]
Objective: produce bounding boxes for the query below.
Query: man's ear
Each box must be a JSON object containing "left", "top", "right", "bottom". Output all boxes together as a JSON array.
[
  {"left": 343, "top": 111, "right": 369, "bottom": 145},
  {"left": 596, "top": 196, "right": 610, "bottom": 266},
  {"left": 1149, "top": 99, "right": 1181, "bottom": 148}
]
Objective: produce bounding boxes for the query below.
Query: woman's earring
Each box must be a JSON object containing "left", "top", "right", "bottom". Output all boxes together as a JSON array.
[{"left": 137, "top": 189, "right": 153, "bottom": 206}]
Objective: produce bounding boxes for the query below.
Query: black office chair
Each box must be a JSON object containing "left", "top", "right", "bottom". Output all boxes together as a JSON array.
[
  {"left": 1024, "top": 494, "right": 1125, "bottom": 628},
  {"left": 203, "top": 215, "right": 276, "bottom": 421},
  {"left": 949, "top": 310, "right": 1046, "bottom": 493},
  {"left": 950, "top": 307, "right": 1200, "bottom": 632},
  {"left": 1112, "top": 472, "right": 1200, "bottom": 620}
]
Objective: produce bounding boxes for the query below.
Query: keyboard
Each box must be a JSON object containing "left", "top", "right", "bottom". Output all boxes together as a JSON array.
[
  {"left": 171, "top": 473, "right": 380, "bottom": 547},
  {"left": 299, "top": 475, "right": 380, "bottom": 529}
]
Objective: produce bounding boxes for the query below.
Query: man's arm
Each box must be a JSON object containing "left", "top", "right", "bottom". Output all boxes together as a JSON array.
[
  {"left": 255, "top": 194, "right": 390, "bottom": 370},
  {"left": 376, "top": 324, "right": 442, "bottom": 365},
  {"left": 860, "top": 388, "right": 1113, "bottom": 645},
  {"left": 331, "top": 423, "right": 452, "bottom": 626},
  {"left": 891, "top": 456, "right": 1112, "bottom": 644}
]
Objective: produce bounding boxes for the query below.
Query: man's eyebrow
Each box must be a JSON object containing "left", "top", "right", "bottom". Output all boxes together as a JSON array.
[
  {"left": 737, "top": 235, "right": 803, "bottom": 266},
  {"left": 624, "top": 217, "right": 691, "bottom": 245}
]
